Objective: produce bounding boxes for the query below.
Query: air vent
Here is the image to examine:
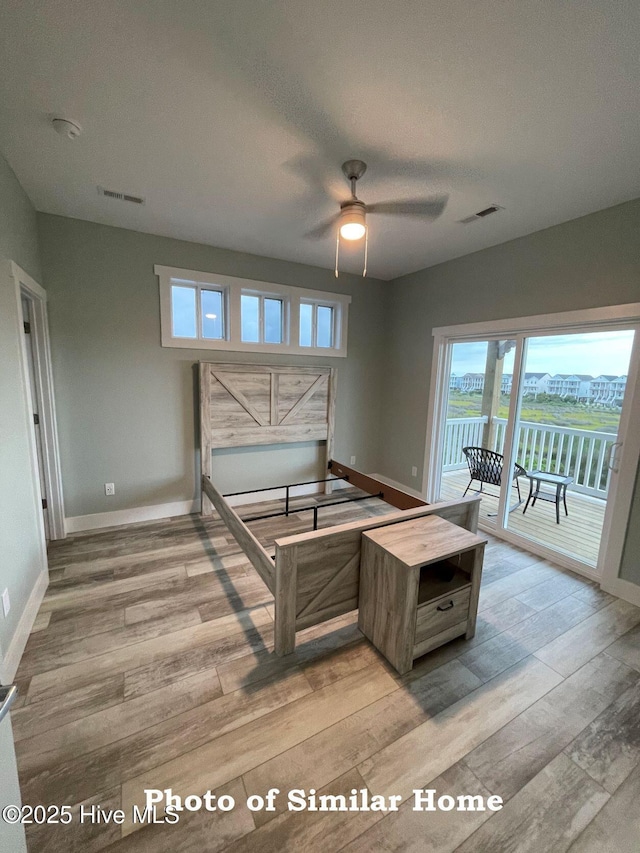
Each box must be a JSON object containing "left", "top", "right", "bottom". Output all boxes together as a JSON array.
[
  {"left": 97, "top": 186, "right": 145, "bottom": 205},
  {"left": 458, "top": 204, "right": 503, "bottom": 224}
]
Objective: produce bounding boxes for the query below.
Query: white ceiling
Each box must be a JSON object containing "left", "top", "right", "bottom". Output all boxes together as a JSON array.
[{"left": 1, "top": 0, "right": 639, "bottom": 279}]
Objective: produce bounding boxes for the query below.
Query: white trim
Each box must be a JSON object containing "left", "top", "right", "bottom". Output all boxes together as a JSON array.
[
  {"left": 433, "top": 302, "right": 640, "bottom": 338},
  {"left": 598, "top": 329, "right": 640, "bottom": 588},
  {"left": 65, "top": 500, "right": 200, "bottom": 532},
  {"left": 370, "top": 472, "right": 425, "bottom": 501},
  {"left": 0, "top": 570, "right": 48, "bottom": 683},
  {"left": 10, "top": 262, "right": 66, "bottom": 541},
  {"left": 155, "top": 265, "right": 350, "bottom": 357},
  {"left": 65, "top": 480, "right": 353, "bottom": 532},
  {"left": 601, "top": 575, "right": 640, "bottom": 608}
]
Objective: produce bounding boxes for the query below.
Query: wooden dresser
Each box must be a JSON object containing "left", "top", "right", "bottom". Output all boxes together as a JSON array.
[{"left": 358, "top": 514, "right": 486, "bottom": 674}]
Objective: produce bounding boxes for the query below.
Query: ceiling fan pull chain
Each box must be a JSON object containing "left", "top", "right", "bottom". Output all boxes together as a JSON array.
[
  {"left": 362, "top": 227, "right": 369, "bottom": 277},
  {"left": 335, "top": 231, "right": 340, "bottom": 277}
]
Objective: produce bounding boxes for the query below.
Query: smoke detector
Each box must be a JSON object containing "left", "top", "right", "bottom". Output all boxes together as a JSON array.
[{"left": 52, "top": 118, "right": 82, "bottom": 140}]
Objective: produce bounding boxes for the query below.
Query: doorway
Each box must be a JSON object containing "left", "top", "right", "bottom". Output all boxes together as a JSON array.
[
  {"left": 11, "top": 262, "right": 65, "bottom": 541},
  {"left": 426, "top": 305, "right": 640, "bottom": 581}
]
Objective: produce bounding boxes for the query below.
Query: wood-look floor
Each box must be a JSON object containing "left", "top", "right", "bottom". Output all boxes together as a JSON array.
[
  {"left": 13, "top": 490, "right": 640, "bottom": 853},
  {"left": 440, "top": 469, "right": 605, "bottom": 567}
]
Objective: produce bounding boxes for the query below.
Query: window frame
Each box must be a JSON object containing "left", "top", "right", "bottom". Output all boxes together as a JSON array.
[
  {"left": 156, "top": 266, "right": 350, "bottom": 357},
  {"left": 299, "top": 299, "right": 338, "bottom": 350},
  {"left": 240, "top": 289, "right": 288, "bottom": 346}
]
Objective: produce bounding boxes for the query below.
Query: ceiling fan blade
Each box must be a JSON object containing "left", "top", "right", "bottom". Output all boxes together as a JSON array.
[
  {"left": 304, "top": 213, "right": 340, "bottom": 240},
  {"left": 367, "top": 195, "right": 448, "bottom": 219}
]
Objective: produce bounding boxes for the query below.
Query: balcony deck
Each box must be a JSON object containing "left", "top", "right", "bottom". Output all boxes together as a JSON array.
[{"left": 440, "top": 468, "right": 606, "bottom": 567}]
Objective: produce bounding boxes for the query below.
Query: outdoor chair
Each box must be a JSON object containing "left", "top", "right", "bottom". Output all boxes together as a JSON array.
[{"left": 461, "top": 446, "right": 526, "bottom": 512}]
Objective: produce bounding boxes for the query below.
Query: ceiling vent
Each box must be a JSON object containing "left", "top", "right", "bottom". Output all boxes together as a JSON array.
[
  {"left": 97, "top": 186, "right": 145, "bottom": 205},
  {"left": 458, "top": 204, "right": 503, "bottom": 224}
]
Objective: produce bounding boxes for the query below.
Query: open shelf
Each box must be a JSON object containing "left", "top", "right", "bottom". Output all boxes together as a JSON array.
[{"left": 417, "top": 562, "right": 471, "bottom": 606}]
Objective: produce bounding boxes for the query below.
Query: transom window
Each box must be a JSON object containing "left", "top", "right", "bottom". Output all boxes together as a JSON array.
[
  {"left": 171, "top": 283, "right": 225, "bottom": 341},
  {"left": 300, "top": 301, "right": 335, "bottom": 349},
  {"left": 241, "top": 293, "right": 284, "bottom": 344},
  {"left": 156, "top": 266, "right": 350, "bottom": 356}
]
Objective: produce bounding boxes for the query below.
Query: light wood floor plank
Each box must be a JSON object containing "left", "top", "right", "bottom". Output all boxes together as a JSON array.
[
  {"left": 244, "top": 657, "right": 482, "bottom": 828},
  {"left": 463, "top": 652, "right": 640, "bottom": 801},
  {"left": 341, "top": 762, "right": 495, "bottom": 853},
  {"left": 565, "top": 679, "right": 640, "bottom": 794},
  {"left": 458, "top": 596, "right": 596, "bottom": 682},
  {"left": 534, "top": 599, "right": 640, "bottom": 676},
  {"left": 567, "top": 761, "right": 640, "bottom": 852},
  {"left": 604, "top": 623, "right": 640, "bottom": 673},
  {"left": 16, "top": 669, "right": 222, "bottom": 779},
  {"left": 358, "top": 657, "right": 562, "bottom": 802},
  {"left": 27, "top": 606, "right": 273, "bottom": 698},
  {"left": 101, "top": 777, "right": 254, "bottom": 853},
  {"left": 225, "top": 768, "right": 382, "bottom": 853},
  {"left": 120, "top": 665, "right": 397, "bottom": 836},
  {"left": 454, "top": 753, "right": 609, "bottom": 853},
  {"left": 12, "top": 674, "right": 125, "bottom": 742}
]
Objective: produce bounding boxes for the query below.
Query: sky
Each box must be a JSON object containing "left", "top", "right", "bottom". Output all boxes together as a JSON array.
[{"left": 450, "top": 330, "right": 635, "bottom": 378}]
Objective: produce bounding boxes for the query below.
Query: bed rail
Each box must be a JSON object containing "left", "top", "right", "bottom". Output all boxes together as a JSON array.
[{"left": 201, "top": 475, "right": 275, "bottom": 591}]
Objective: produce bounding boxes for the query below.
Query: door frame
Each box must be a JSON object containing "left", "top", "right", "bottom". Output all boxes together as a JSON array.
[
  {"left": 10, "top": 262, "right": 66, "bottom": 540},
  {"left": 424, "top": 302, "right": 640, "bottom": 588}
]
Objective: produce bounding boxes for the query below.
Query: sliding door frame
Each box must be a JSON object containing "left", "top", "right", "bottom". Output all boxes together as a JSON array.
[{"left": 424, "top": 302, "right": 640, "bottom": 586}]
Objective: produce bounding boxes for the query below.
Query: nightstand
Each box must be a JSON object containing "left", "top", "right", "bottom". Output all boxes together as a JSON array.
[{"left": 358, "top": 515, "right": 486, "bottom": 674}]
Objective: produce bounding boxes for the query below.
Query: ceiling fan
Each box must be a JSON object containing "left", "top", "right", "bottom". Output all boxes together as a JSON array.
[{"left": 306, "top": 159, "right": 448, "bottom": 276}]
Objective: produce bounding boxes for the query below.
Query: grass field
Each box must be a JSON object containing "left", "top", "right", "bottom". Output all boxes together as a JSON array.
[{"left": 447, "top": 392, "right": 621, "bottom": 433}]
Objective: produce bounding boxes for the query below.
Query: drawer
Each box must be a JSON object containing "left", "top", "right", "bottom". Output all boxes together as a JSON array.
[{"left": 414, "top": 586, "right": 471, "bottom": 645}]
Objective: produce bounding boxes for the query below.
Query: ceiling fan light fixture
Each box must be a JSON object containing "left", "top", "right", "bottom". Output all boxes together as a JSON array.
[{"left": 338, "top": 204, "right": 366, "bottom": 241}]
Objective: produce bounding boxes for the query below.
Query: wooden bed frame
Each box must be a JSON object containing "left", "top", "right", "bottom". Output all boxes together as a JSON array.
[{"left": 200, "top": 362, "right": 480, "bottom": 655}]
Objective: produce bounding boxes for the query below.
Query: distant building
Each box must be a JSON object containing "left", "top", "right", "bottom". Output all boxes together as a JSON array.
[
  {"left": 522, "top": 372, "right": 551, "bottom": 396},
  {"left": 591, "top": 375, "right": 627, "bottom": 406},
  {"left": 547, "top": 374, "right": 593, "bottom": 400},
  {"left": 460, "top": 373, "right": 485, "bottom": 392},
  {"left": 450, "top": 371, "right": 625, "bottom": 404}
]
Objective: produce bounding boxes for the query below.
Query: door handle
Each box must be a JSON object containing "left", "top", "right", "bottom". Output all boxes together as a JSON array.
[
  {"left": 0, "top": 685, "right": 17, "bottom": 723},
  {"left": 605, "top": 441, "right": 623, "bottom": 473}
]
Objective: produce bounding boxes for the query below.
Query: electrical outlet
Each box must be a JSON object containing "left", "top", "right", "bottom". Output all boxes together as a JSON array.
[
  {"left": 104, "top": 483, "right": 115, "bottom": 496},
  {"left": 411, "top": 466, "right": 418, "bottom": 477},
  {"left": 2, "top": 588, "right": 10, "bottom": 618},
  {"left": 350, "top": 456, "right": 356, "bottom": 465}
]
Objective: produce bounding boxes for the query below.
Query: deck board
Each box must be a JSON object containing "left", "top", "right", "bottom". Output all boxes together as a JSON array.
[{"left": 440, "top": 469, "right": 605, "bottom": 566}]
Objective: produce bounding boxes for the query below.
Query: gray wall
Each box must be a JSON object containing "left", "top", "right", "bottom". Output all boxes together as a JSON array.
[
  {"left": 381, "top": 198, "right": 640, "bottom": 581},
  {"left": 0, "top": 153, "right": 46, "bottom": 669},
  {"left": 37, "top": 214, "right": 389, "bottom": 517}
]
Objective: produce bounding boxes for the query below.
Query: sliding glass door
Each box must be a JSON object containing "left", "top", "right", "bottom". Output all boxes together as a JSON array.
[
  {"left": 503, "top": 329, "right": 636, "bottom": 569},
  {"left": 429, "top": 318, "right": 639, "bottom": 577},
  {"left": 437, "top": 337, "right": 517, "bottom": 529}
]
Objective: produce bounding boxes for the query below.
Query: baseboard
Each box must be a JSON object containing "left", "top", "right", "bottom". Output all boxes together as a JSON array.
[
  {"left": 65, "top": 500, "right": 199, "bottom": 533},
  {"left": 0, "top": 570, "right": 48, "bottom": 683},
  {"left": 601, "top": 576, "right": 640, "bottom": 607},
  {"left": 370, "top": 472, "right": 425, "bottom": 501},
  {"left": 65, "top": 481, "right": 351, "bottom": 533}
]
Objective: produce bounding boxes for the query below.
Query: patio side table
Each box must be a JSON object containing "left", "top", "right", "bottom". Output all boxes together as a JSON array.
[{"left": 523, "top": 471, "right": 573, "bottom": 524}]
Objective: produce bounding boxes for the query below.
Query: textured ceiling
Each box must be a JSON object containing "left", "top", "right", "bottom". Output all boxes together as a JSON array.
[{"left": 0, "top": 0, "right": 639, "bottom": 279}]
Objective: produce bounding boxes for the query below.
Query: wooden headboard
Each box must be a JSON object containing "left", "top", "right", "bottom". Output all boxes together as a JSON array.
[{"left": 199, "top": 362, "right": 336, "bottom": 511}]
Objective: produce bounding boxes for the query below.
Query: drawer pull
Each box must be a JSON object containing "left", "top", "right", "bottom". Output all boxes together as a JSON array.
[{"left": 437, "top": 600, "right": 454, "bottom": 612}]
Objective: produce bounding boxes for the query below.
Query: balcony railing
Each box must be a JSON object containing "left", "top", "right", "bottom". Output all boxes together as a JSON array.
[{"left": 443, "top": 416, "right": 616, "bottom": 498}]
